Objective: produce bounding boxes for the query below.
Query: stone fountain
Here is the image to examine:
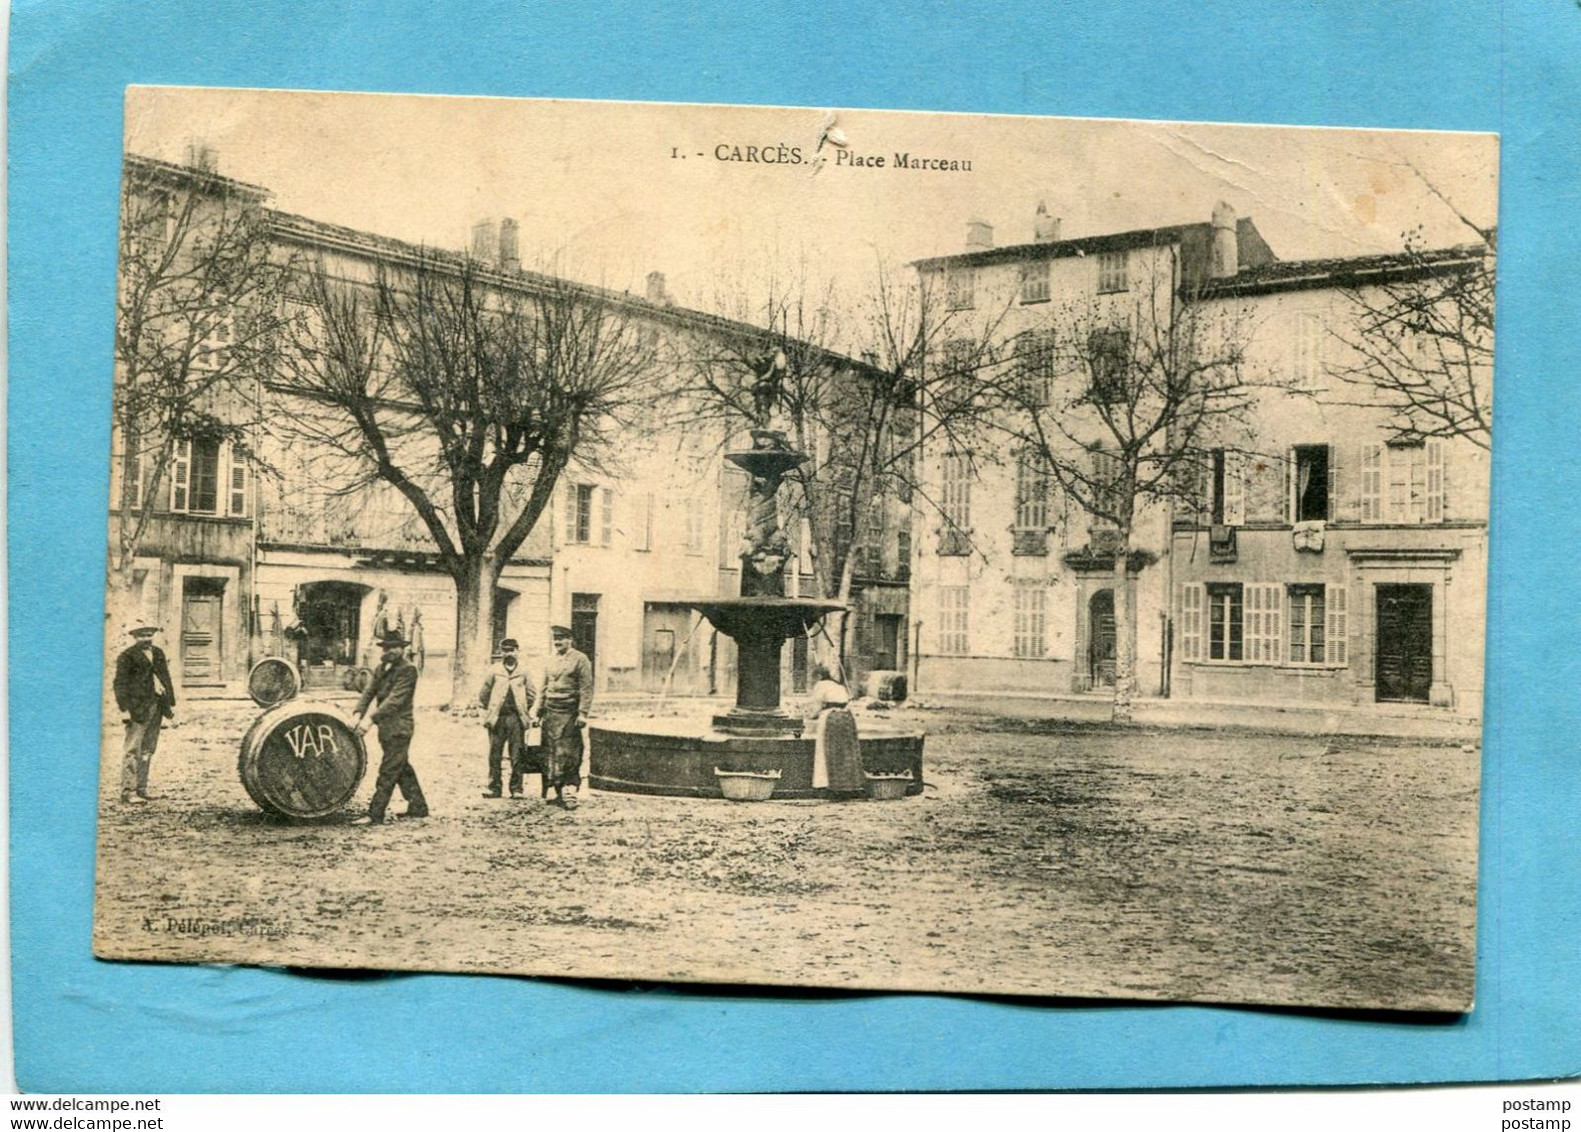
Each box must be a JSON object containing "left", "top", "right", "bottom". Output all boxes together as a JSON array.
[{"left": 588, "top": 351, "right": 924, "bottom": 799}]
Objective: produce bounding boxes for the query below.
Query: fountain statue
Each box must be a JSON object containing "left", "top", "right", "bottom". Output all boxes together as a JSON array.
[{"left": 588, "top": 346, "right": 923, "bottom": 798}]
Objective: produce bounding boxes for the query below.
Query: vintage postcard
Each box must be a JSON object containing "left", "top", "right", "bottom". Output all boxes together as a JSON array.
[{"left": 94, "top": 88, "right": 1496, "bottom": 1011}]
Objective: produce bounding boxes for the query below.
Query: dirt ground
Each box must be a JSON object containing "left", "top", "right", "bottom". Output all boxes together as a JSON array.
[{"left": 92, "top": 699, "right": 1479, "bottom": 1011}]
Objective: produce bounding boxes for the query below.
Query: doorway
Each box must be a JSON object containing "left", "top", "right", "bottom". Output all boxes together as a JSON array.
[
  {"left": 642, "top": 603, "right": 704, "bottom": 693},
  {"left": 1375, "top": 584, "right": 1432, "bottom": 703},
  {"left": 1088, "top": 589, "right": 1116, "bottom": 689},
  {"left": 571, "top": 592, "right": 599, "bottom": 677},
  {"left": 180, "top": 577, "right": 226, "bottom": 687},
  {"left": 491, "top": 588, "right": 516, "bottom": 657},
  {"left": 296, "top": 581, "right": 366, "bottom": 689},
  {"left": 873, "top": 613, "right": 904, "bottom": 672}
]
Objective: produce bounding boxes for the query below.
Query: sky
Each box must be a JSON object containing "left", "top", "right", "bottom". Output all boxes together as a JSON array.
[{"left": 125, "top": 87, "right": 1499, "bottom": 319}]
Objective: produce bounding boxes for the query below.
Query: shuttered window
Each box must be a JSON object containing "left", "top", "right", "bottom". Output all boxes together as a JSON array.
[
  {"left": 1214, "top": 449, "right": 1246, "bottom": 526},
  {"left": 683, "top": 497, "right": 705, "bottom": 554},
  {"left": 946, "top": 268, "right": 974, "bottom": 311},
  {"left": 1382, "top": 441, "right": 1449, "bottom": 524},
  {"left": 1097, "top": 250, "right": 1128, "bottom": 294},
  {"left": 1014, "top": 449, "right": 1050, "bottom": 531},
  {"left": 1359, "top": 444, "right": 1383, "bottom": 521},
  {"left": 1020, "top": 262, "right": 1050, "bottom": 304},
  {"left": 635, "top": 493, "right": 655, "bottom": 551},
  {"left": 1294, "top": 312, "right": 1324, "bottom": 389},
  {"left": 938, "top": 586, "right": 970, "bottom": 655},
  {"left": 1179, "top": 583, "right": 1204, "bottom": 661},
  {"left": 1012, "top": 583, "right": 1047, "bottom": 658},
  {"left": 939, "top": 451, "right": 972, "bottom": 555},
  {"left": 564, "top": 483, "right": 612, "bottom": 545}
]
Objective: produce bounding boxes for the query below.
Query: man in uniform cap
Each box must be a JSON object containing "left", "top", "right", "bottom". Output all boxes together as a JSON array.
[
  {"left": 529, "top": 624, "right": 594, "bottom": 809},
  {"left": 351, "top": 629, "right": 429, "bottom": 825},
  {"left": 477, "top": 637, "right": 536, "bottom": 798},
  {"left": 112, "top": 619, "right": 175, "bottom": 804}
]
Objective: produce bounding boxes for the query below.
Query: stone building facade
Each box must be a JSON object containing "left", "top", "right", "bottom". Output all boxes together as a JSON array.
[
  {"left": 908, "top": 202, "right": 1488, "bottom": 716},
  {"left": 109, "top": 153, "right": 913, "bottom": 702}
]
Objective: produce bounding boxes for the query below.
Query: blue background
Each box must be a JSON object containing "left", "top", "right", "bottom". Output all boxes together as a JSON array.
[{"left": 9, "top": 0, "right": 1580, "bottom": 1092}]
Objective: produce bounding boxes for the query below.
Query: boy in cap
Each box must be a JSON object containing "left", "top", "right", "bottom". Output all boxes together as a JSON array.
[
  {"left": 350, "top": 629, "right": 429, "bottom": 825},
  {"left": 478, "top": 637, "right": 536, "bottom": 798},
  {"left": 529, "top": 624, "right": 593, "bottom": 809},
  {"left": 112, "top": 619, "right": 176, "bottom": 804}
]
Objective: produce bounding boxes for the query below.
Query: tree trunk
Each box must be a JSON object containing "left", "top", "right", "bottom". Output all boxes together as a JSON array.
[
  {"left": 814, "top": 550, "right": 857, "bottom": 685},
  {"left": 451, "top": 556, "right": 498, "bottom": 707},
  {"left": 1111, "top": 532, "right": 1135, "bottom": 724}
]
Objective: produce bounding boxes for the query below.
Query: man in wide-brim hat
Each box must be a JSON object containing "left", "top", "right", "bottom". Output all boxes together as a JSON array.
[
  {"left": 112, "top": 618, "right": 176, "bottom": 804},
  {"left": 350, "top": 629, "right": 429, "bottom": 825},
  {"left": 529, "top": 624, "right": 594, "bottom": 809}
]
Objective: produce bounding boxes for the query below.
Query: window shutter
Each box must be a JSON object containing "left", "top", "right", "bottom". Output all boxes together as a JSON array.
[
  {"left": 600, "top": 488, "right": 613, "bottom": 546},
  {"left": 1325, "top": 443, "right": 1337, "bottom": 517},
  {"left": 170, "top": 439, "right": 191, "bottom": 513},
  {"left": 1223, "top": 452, "right": 1245, "bottom": 526},
  {"left": 638, "top": 493, "right": 654, "bottom": 551},
  {"left": 1426, "top": 441, "right": 1445, "bottom": 523},
  {"left": 227, "top": 449, "right": 250, "bottom": 517},
  {"left": 121, "top": 434, "right": 145, "bottom": 511},
  {"left": 1179, "top": 583, "right": 1204, "bottom": 661},
  {"left": 1330, "top": 444, "right": 1355, "bottom": 522},
  {"left": 1359, "top": 444, "right": 1383, "bottom": 522},
  {"left": 1245, "top": 583, "right": 1283, "bottom": 663},
  {"left": 1284, "top": 448, "right": 1296, "bottom": 524},
  {"left": 1326, "top": 584, "right": 1348, "bottom": 666},
  {"left": 563, "top": 486, "right": 577, "bottom": 543}
]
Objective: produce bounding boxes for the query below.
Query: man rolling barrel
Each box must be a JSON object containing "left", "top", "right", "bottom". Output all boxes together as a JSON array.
[
  {"left": 529, "top": 624, "right": 593, "bottom": 810},
  {"left": 350, "top": 630, "right": 429, "bottom": 825}
]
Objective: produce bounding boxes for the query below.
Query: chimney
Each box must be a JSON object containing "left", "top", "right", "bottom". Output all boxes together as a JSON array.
[
  {"left": 1034, "top": 201, "right": 1061, "bottom": 243},
  {"left": 965, "top": 218, "right": 994, "bottom": 252},
  {"left": 1211, "top": 201, "right": 1238, "bottom": 278},
  {"left": 646, "top": 271, "right": 669, "bottom": 305},
  {"left": 470, "top": 219, "right": 498, "bottom": 263},
  {"left": 184, "top": 141, "right": 217, "bottom": 173},
  {"left": 497, "top": 219, "right": 520, "bottom": 271}
]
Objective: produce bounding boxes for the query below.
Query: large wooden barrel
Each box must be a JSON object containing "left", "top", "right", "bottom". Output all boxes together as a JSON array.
[
  {"left": 247, "top": 657, "right": 301, "bottom": 708},
  {"left": 238, "top": 702, "right": 367, "bottom": 819}
]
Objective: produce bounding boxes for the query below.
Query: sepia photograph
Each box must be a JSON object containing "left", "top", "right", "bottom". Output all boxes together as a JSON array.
[{"left": 93, "top": 88, "right": 1496, "bottom": 1012}]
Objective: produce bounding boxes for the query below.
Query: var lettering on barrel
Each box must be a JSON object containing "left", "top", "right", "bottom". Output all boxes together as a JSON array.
[{"left": 283, "top": 723, "right": 340, "bottom": 760}]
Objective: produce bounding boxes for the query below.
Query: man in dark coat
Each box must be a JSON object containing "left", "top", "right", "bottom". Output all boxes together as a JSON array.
[
  {"left": 529, "top": 624, "right": 594, "bottom": 809},
  {"left": 112, "top": 619, "right": 176, "bottom": 805},
  {"left": 350, "top": 630, "right": 429, "bottom": 825}
]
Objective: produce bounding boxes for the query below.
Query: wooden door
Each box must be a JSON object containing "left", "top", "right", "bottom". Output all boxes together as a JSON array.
[
  {"left": 181, "top": 585, "right": 224, "bottom": 686},
  {"left": 1088, "top": 589, "right": 1116, "bottom": 688},
  {"left": 1375, "top": 584, "right": 1432, "bottom": 703},
  {"left": 571, "top": 608, "right": 598, "bottom": 675}
]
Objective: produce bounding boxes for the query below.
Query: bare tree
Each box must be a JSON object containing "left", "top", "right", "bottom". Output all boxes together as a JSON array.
[
  {"left": 1324, "top": 228, "right": 1494, "bottom": 449},
  {"left": 111, "top": 157, "right": 291, "bottom": 618},
  {"left": 991, "top": 258, "right": 1260, "bottom": 722},
  {"left": 277, "top": 251, "right": 661, "bottom": 699}
]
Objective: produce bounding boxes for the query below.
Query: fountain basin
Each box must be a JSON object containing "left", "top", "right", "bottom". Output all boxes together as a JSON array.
[{"left": 589, "top": 715, "right": 924, "bottom": 800}]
